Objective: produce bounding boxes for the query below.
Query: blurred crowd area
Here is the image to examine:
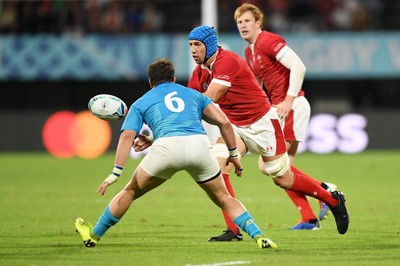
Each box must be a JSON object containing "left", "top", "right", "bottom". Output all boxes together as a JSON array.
[{"left": 0, "top": 0, "right": 396, "bottom": 35}]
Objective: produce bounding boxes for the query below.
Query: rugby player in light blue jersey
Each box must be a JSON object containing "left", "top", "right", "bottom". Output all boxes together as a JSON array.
[{"left": 75, "top": 57, "right": 277, "bottom": 250}]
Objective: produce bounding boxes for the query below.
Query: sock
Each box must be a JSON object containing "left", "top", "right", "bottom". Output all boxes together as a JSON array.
[
  {"left": 221, "top": 173, "right": 239, "bottom": 234},
  {"left": 290, "top": 166, "right": 338, "bottom": 208},
  {"left": 233, "top": 211, "right": 263, "bottom": 239},
  {"left": 93, "top": 205, "right": 121, "bottom": 237},
  {"left": 285, "top": 189, "right": 317, "bottom": 222}
]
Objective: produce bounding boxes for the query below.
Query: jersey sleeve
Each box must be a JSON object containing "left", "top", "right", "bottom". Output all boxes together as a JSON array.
[
  {"left": 121, "top": 104, "right": 144, "bottom": 134},
  {"left": 260, "top": 33, "right": 287, "bottom": 59},
  {"left": 212, "top": 56, "right": 241, "bottom": 85},
  {"left": 200, "top": 93, "right": 213, "bottom": 109}
]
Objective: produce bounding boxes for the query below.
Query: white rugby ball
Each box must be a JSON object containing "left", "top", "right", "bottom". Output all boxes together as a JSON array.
[{"left": 88, "top": 94, "right": 128, "bottom": 121}]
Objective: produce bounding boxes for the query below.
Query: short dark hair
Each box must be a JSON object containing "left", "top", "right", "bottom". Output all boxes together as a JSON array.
[{"left": 147, "top": 57, "right": 175, "bottom": 86}]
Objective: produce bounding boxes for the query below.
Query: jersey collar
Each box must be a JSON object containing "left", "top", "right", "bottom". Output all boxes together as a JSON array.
[{"left": 201, "top": 48, "right": 219, "bottom": 72}]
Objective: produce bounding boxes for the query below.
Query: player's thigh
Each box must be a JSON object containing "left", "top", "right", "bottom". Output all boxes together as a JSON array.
[
  {"left": 139, "top": 137, "right": 186, "bottom": 180},
  {"left": 124, "top": 166, "right": 167, "bottom": 199},
  {"left": 233, "top": 111, "right": 286, "bottom": 157},
  {"left": 186, "top": 136, "right": 221, "bottom": 182}
]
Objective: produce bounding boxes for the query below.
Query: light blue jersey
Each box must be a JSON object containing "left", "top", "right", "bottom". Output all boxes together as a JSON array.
[{"left": 122, "top": 82, "right": 213, "bottom": 140}]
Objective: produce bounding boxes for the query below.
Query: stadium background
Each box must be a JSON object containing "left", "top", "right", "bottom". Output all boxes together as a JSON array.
[{"left": 0, "top": 0, "right": 399, "bottom": 157}]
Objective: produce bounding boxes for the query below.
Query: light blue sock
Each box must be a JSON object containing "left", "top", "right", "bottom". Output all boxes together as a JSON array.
[
  {"left": 233, "top": 211, "right": 264, "bottom": 239},
  {"left": 93, "top": 205, "right": 120, "bottom": 237}
]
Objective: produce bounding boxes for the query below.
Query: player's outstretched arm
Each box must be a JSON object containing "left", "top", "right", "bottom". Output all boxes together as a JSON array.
[{"left": 97, "top": 130, "right": 137, "bottom": 196}]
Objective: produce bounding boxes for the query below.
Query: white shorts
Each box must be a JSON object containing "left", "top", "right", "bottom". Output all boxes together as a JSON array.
[
  {"left": 280, "top": 96, "right": 310, "bottom": 142},
  {"left": 139, "top": 134, "right": 220, "bottom": 183},
  {"left": 202, "top": 104, "right": 225, "bottom": 144},
  {"left": 232, "top": 109, "right": 287, "bottom": 157},
  {"left": 202, "top": 120, "right": 220, "bottom": 144}
]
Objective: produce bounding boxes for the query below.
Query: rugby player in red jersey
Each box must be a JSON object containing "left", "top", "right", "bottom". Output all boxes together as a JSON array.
[
  {"left": 187, "top": 25, "right": 349, "bottom": 241},
  {"left": 234, "top": 3, "right": 337, "bottom": 230}
]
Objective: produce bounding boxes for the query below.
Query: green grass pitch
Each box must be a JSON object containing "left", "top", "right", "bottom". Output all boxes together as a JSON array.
[{"left": 0, "top": 151, "right": 399, "bottom": 266}]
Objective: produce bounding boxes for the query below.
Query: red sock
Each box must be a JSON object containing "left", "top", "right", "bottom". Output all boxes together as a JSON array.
[
  {"left": 290, "top": 166, "right": 338, "bottom": 208},
  {"left": 285, "top": 189, "right": 316, "bottom": 222},
  {"left": 221, "top": 173, "right": 239, "bottom": 234}
]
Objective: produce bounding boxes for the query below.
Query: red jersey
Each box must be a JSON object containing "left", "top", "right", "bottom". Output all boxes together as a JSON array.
[
  {"left": 244, "top": 31, "right": 305, "bottom": 105},
  {"left": 188, "top": 47, "right": 271, "bottom": 126}
]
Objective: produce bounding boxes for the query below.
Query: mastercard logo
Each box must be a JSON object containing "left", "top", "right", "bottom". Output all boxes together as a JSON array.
[{"left": 42, "top": 110, "right": 112, "bottom": 158}]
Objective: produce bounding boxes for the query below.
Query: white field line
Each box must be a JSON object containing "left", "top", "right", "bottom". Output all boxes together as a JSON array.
[{"left": 185, "top": 260, "right": 251, "bottom": 266}]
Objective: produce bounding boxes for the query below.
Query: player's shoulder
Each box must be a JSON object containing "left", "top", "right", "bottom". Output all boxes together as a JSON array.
[
  {"left": 216, "top": 47, "right": 243, "bottom": 64},
  {"left": 257, "top": 31, "right": 286, "bottom": 48},
  {"left": 173, "top": 83, "right": 200, "bottom": 95},
  {"left": 218, "top": 47, "right": 240, "bottom": 58},
  {"left": 260, "top": 30, "right": 285, "bottom": 40},
  {"left": 257, "top": 31, "right": 287, "bottom": 53}
]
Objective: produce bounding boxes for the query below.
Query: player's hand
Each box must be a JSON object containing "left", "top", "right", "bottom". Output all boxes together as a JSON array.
[
  {"left": 133, "top": 134, "right": 153, "bottom": 152},
  {"left": 97, "top": 181, "right": 111, "bottom": 196},
  {"left": 97, "top": 173, "right": 118, "bottom": 196},
  {"left": 275, "top": 97, "right": 293, "bottom": 120},
  {"left": 227, "top": 156, "right": 243, "bottom": 177}
]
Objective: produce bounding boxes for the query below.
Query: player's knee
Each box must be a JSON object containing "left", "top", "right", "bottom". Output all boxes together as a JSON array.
[
  {"left": 258, "top": 157, "right": 268, "bottom": 175},
  {"left": 263, "top": 153, "right": 290, "bottom": 179},
  {"left": 272, "top": 175, "right": 292, "bottom": 189}
]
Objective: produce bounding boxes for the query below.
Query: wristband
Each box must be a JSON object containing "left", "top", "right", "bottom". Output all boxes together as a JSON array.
[
  {"left": 228, "top": 147, "right": 239, "bottom": 158},
  {"left": 112, "top": 165, "right": 123, "bottom": 177},
  {"left": 105, "top": 165, "right": 123, "bottom": 184}
]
